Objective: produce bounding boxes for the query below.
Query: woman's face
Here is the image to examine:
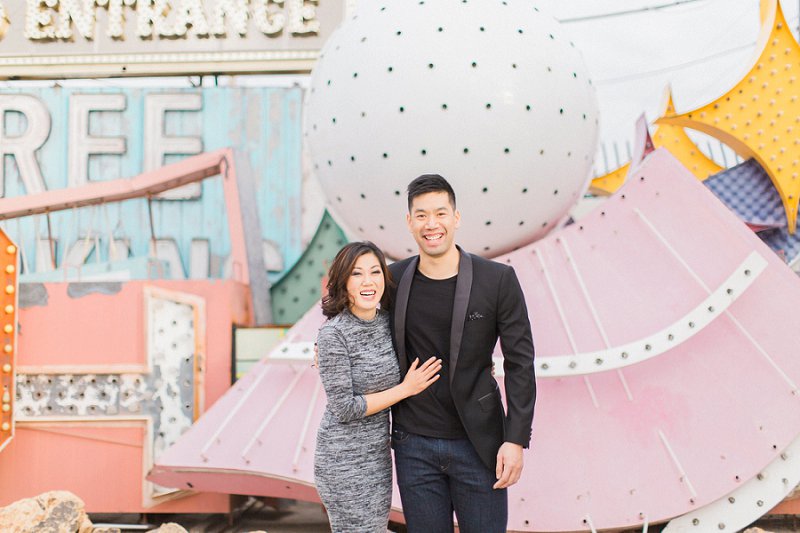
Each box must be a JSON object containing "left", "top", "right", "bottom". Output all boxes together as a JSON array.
[{"left": 346, "top": 252, "right": 385, "bottom": 320}]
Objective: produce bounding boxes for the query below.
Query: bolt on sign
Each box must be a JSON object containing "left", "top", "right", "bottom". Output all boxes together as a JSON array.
[
  {"left": 0, "top": 0, "right": 352, "bottom": 79},
  {"left": 0, "top": 231, "right": 18, "bottom": 453}
]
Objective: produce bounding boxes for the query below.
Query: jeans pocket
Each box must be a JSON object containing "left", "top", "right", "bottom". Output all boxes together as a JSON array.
[{"left": 391, "top": 428, "right": 410, "bottom": 448}]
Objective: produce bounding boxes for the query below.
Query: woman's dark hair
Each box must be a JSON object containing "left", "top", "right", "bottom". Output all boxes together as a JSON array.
[
  {"left": 407, "top": 174, "right": 456, "bottom": 212},
  {"left": 321, "top": 241, "right": 393, "bottom": 319}
]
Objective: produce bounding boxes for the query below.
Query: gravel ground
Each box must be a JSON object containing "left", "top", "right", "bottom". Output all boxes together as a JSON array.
[{"left": 91, "top": 500, "right": 800, "bottom": 533}]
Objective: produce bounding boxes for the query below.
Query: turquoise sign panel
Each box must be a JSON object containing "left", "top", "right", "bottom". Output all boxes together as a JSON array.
[{"left": 0, "top": 86, "right": 304, "bottom": 281}]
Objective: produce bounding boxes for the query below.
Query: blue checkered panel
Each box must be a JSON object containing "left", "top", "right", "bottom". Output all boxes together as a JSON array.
[
  {"left": 704, "top": 159, "right": 787, "bottom": 226},
  {"left": 758, "top": 227, "right": 800, "bottom": 265}
]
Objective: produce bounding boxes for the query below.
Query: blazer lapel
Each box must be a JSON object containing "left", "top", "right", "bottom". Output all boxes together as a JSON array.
[
  {"left": 449, "top": 247, "right": 472, "bottom": 382},
  {"left": 394, "top": 256, "right": 419, "bottom": 375}
]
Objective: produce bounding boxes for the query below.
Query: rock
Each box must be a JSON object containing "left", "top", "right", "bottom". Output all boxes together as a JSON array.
[
  {"left": 149, "top": 523, "right": 188, "bottom": 533},
  {"left": 0, "top": 490, "right": 91, "bottom": 533}
]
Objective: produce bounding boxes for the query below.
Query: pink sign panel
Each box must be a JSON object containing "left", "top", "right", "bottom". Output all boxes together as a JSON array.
[{"left": 150, "top": 150, "right": 800, "bottom": 530}]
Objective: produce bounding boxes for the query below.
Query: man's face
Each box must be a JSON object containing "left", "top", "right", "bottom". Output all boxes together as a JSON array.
[{"left": 406, "top": 191, "right": 460, "bottom": 258}]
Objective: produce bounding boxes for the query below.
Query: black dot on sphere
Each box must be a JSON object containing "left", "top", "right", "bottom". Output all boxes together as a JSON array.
[
  {"left": 314, "top": 163, "right": 319, "bottom": 169},
  {"left": 361, "top": 111, "right": 367, "bottom": 117},
  {"left": 438, "top": 27, "right": 443, "bottom": 32},
  {"left": 396, "top": 30, "right": 402, "bottom": 35},
  {"left": 380, "top": 6, "right": 386, "bottom": 11},
  {"left": 519, "top": 221, "right": 524, "bottom": 226},
  {"left": 553, "top": 189, "right": 559, "bottom": 195},
  {"left": 512, "top": 63, "right": 517, "bottom": 69},
  {"left": 358, "top": 227, "right": 364, "bottom": 232},
  {"left": 327, "top": 80, "right": 331, "bottom": 85},
  {"left": 421, "top": 149, "right": 427, "bottom": 155},
  {"left": 541, "top": 222, "right": 548, "bottom": 228},
  {"left": 583, "top": 113, "right": 587, "bottom": 120},
  {"left": 292, "top": 296, "right": 299, "bottom": 303},
  {"left": 549, "top": 33, "right": 554, "bottom": 39},
  {"left": 463, "top": 147, "right": 469, "bottom": 154},
  {"left": 350, "top": 155, "right": 355, "bottom": 161},
  {"left": 504, "top": 148, "right": 510, "bottom": 153},
  {"left": 312, "top": 124, "right": 317, "bottom": 130},
  {"left": 428, "top": 63, "right": 434, "bottom": 69},
  {"left": 486, "top": 103, "right": 491, "bottom": 109},
  {"left": 518, "top": 29, "right": 524, "bottom": 34},
  {"left": 336, "top": 196, "right": 342, "bottom": 202},
  {"left": 383, "top": 153, "right": 389, "bottom": 158},
  {"left": 471, "top": 61, "right": 477, "bottom": 67},
  {"left": 573, "top": 72, "right": 577, "bottom": 78},
  {"left": 360, "top": 193, "right": 366, "bottom": 199},
  {"left": 485, "top": 220, "right": 491, "bottom": 226},
  {"left": 559, "top": 108, "right": 564, "bottom": 114},
  {"left": 327, "top": 160, "right": 332, "bottom": 166},
  {"left": 394, "top": 190, "right": 401, "bottom": 196},
  {"left": 399, "top": 106, "right": 405, "bottom": 112},
  {"left": 526, "top": 105, "right": 531, "bottom": 111},
  {"left": 547, "top": 66, "right": 552, "bottom": 72},
  {"left": 407, "top": 248, "right": 413, "bottom": 253},
  {"left": 442, "top": 103, "right": 448, "bottom": 109},
  {"left": 567, "top": 151, "right": 572, "bottom": 157},
  {"left": 332, "top": 117, "right": 336, "bottom": 123},
  {"left": 379, "top": 225, "right": 385, "bottom": 230},
  {"left": 484, "top": 246, "right": 490, "bottom": 251},
  {"left": 539, "top": 149, "right": 545, "bottom": 155},
  {"left": 361, "top": 36, "right": 367, "bottom": 42},
  {"left": 482, "top": 187, "right": 488, "bottom": 193},
  {"left": 480, "top": 26, "right": 485, "bottom": 31},
  {"left": 353, "top": 72, "right": 358, "bottom": 78},
  {"left": 522, "top": 188, "right": 528, "bottom": 193},
  {"left": 388, "top": 66, "right": 393, "bottom": 72}
]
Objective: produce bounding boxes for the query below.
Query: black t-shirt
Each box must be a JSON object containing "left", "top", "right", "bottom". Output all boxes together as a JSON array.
[{"left": 393, "top": 269, "right": 467, "bottom": 438}]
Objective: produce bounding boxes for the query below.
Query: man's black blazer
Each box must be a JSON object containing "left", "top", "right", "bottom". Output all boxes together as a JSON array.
[{"left": 388, "top": 246, "right": 536, "bottom": 471}]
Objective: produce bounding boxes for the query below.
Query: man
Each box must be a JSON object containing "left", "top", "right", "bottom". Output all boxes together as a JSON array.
[{"left": 389, "top": 174, "right": 536, "bottom": 533}]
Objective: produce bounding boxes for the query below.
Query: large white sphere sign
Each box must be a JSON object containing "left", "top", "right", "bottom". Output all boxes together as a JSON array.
[{"left": 305, "top": 0, "right": 599, "bottom": 259}]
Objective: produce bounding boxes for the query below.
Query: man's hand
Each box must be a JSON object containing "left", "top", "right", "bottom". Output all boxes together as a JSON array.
[{"left": 493, "top": 442, "right": 524, "bottom": 489}]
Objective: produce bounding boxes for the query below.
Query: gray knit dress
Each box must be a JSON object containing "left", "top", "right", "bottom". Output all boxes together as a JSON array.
[{"left": 314, "top": 309, "right": 400, "bottom": 533}]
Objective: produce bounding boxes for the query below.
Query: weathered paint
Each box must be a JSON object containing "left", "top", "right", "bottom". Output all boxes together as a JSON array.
[
  {"left": 0, "top": 278, "right": 251, "bottom": 512},
  {"left": 0, "top": 87, "right": 304, "bottom": 283}
]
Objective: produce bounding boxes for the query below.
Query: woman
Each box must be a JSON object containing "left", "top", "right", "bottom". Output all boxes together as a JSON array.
[{"left": 315, "top": 241, "right": 442, "bottom": 532}]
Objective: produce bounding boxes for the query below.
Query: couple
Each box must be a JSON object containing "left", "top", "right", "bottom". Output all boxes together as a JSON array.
[{"left": 314, "top": 175, "right": 536, "bottom": 532}]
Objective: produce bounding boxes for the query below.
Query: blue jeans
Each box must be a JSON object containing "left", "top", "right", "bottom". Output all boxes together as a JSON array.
[{"left": 392, "top": 429, "right": 507, "bottom": 533}]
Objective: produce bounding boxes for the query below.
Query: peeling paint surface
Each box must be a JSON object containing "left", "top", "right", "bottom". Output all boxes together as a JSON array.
[{"left": 19, "top": 283, "right": 47, "bottom": 308}]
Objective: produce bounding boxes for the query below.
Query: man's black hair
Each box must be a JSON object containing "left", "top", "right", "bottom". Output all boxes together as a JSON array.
[{"left": 407, "top": 174, "right": 456, "bottom": 212}]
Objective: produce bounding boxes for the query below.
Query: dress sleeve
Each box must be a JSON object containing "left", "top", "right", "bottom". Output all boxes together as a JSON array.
[{"left": 317, "top": 325, "right": 368, "bottom": 423}]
